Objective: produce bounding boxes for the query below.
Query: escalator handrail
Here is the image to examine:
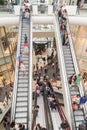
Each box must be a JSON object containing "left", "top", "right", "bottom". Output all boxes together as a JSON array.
[
  {"left": 32, "top": 91, "right": 37, "bottom": 130},
  {"left": 27, "top": 15, "right": 31, "bottom": 130},
  {"left": 11, "top": 11, "right": 22, "bottom": 121},
  {"left": 44, "top": 86, "right": 54, "bottom": 130},
  {"left": 52, "top": 86, "right": 70, "bottom": 130},
  {"left": 54, "top": 14, "right": 75, "bottom": 130},
  {"left": 28, "top": 14, "right": 33, "bottom": 130},
  {"left": 56, "top": 101, "right": 70, "bottom": 130}
]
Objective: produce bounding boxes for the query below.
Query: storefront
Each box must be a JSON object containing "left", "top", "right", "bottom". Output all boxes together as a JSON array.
[{"left": 0, "top": 26, "right": 18, "bottom": 86}]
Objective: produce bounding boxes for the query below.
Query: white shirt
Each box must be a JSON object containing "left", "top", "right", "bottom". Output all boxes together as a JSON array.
[{"left": 22, "top": 5, "right": 25, "bottom": 12}]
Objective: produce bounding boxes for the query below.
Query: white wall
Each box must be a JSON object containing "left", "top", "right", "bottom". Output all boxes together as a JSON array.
[
  {"left": 0, "top": 17, "right": 19, "bottom": 26},
  {"left": 0, "top": 15, "right": 87, "bottom": 26}
]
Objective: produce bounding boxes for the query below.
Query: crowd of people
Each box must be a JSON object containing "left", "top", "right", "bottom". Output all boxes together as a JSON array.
[
  {"left": 32, "top": 41, "right": 69, "bottom": 129},
  {"left": 33, "top": 123, "right": 47, "bottom": 130},
  {"left": 0, "top": 82, "right": 13, "bottom": 115},
  {"left": 22, "top": 0, "right": 31, "bottom": 20},
  {"left": 3, "top": 119, "right": 25, "bottom": 130},
  {"left": 1, "top": 0, "right": 86, "bottom": 130},
  {"left": 56, "top": 6, "right": 70, "bottom": 47},
  {"left": 71, "top": 94, "right": 87, "bottom": 110}
]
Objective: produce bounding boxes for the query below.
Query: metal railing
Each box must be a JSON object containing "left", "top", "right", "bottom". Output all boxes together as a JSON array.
[{"left": 29, "top": 14, "right": 33, "bottom": 130}]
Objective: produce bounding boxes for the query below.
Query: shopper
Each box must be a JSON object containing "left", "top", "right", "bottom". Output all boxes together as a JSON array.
[
  {"left": 20, "top": 62, "right": 27, "bottom": 76},
  {"left": 33, "top": 123, "right": 42, "bottom": 130},
  {"left": 24, "top": 34, "right": 28, "bottom": 42},
  {"left": 76, "top": 74, "right": 83, "bottom": 85},
  {"left": 17, "top": 52, "right": 23, "bottom": 68},
  {"left": 3, "top": 117, "right": 10, "bottom": 130},
  {"left": 5, "top": 91, "right": 9, "bottom": 105},
  {"left": 10, "top": 121, "right": 19, "bottom": 130},
  {"left": 18, "top": 123, "right": 25, "bottom": 130},
  {"left": 76, "top": 0, "right": 81, "bottom": 14},
  {"left": 7, "top": 0, "right": 13, "bottom": 13},
  {"left": 34, "top": 105, "right": 40, "bottom": 117},
  {"left": 24, "top": 41, "right": 28, "bottom": 55},
  {"left": 2, "top": 78, "right": 6, "bottom": 87}
]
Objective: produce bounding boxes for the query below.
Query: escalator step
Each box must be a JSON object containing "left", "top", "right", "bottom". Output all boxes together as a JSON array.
[
  {"left": 15, "top": 118, "right": 27, "bottom": 124},
  {"left": 75, "top": 115, "right": 84, "bottom": 121},
  {"left": 64, "top": 58, "right": 72, "bottom": 61},
  {"left": 63, "top": 46, "right": 70, "bottom": 49},
  {"left": 18, "top": 87, "right": 28, "bottom": 92},
  {"left": 70, "top": 90, "right": 79, "bottom": 95},
  {"left": 16, "top": 107, "right": 27, "bottom": 112},
  {"left": 63, "top": 51, "right": 71, "bottom": 54},
  {"left": 66, "top": 68, "right": 75, "bottom": 71},
  {"left": 76, "top": 121, "right": 83, "bottom": 128},
  {"left": 18, "top": 77, "right": 28, "bottom": 79},
  {"left": 17, "top": 92, "right": 28, "bottom": 97},
  {"left": 18, "top": 84, "right": 28, "bottom": 87},
  {"left": 65, "top": 61, "right": 73, "bottom": 64},
  {"left": 17, "top": 97, "right": 28, "bottom": 101},
  {"left": 19, "top": 79, "right": 28, "bottom": 83},
  {"left": 16, "top": 102, "right": 27, "bottom": 107},
  {"left": 65, "top": 64, "right": 74, "bottom": 68},
  {"left": 15, "top": 113, "right": 27, "bottom": 118},
  {"left": 18, "top": 72, "right": 28, "bottom": 75},
  {"left": 67, "top": 71, "right": 75, "bottom": 75}
]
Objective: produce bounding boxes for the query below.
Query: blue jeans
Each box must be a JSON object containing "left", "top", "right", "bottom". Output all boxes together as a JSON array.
[
  {"left": 8, "top": 4, "right": 12, "bottom": 13},
  {"left": 26, "top": 18, "right": 29, "bottom": 24},
  {"left": 22, "top": 12, "right": 25, "bottom": 19}
]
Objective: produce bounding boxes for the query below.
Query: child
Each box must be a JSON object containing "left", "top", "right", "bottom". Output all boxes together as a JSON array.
[
  {"left": 24, "top": 41, "right": 28, "bottom": 55},
  {"left": 17, "top": 52, "right": 23, "bottom": 68},
  {"left": 20, "top": 62, "right": 27, "bottom": 76}
]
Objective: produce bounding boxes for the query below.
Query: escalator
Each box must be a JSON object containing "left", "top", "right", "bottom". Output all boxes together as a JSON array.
[
  {"left": 32, "top": 83, "right": 52, "bottom": 130},
  {"left": 62, "top": 40, "right": 84, "bottom": 130},
  {"left": 55, "top": 15, "right": 85, "bottom": 129},
  {"left": 11, "top": 16, "right": 30, "bottom": 130}
]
